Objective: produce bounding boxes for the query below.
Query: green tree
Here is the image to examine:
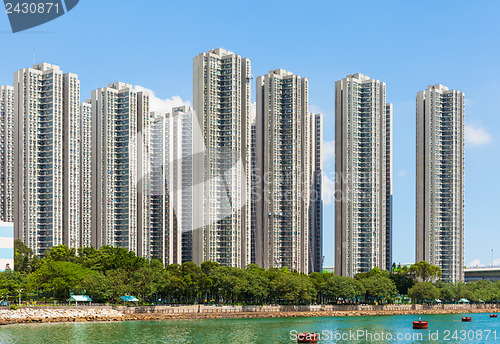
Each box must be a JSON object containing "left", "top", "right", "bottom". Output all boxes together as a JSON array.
[
  {"left": 0, "top": 270, "right": 27, "bottom": 301},
  {"left": 408, "top": 282, "right": 440, "bottom": 303},
  {"left": 360, "top": 276, "right": 397, "bottom": 303},
  {"left": 389, "top": 264, "right": 415, "bottom": 295},
  {"left": 435, "top": 281, "right": 455, "bottom": 302},
  {"left": 409, "top": 261, "right": 442, "bottom": 282},
  {"left": 201, "top": 261, "right": 220, "bottom": 275},
  {"left": 45, "top": 245, "right": 77, "bottom": 262},
  {"left": 14, "top": 239, "right": 40, "bottom": 274},
  {"left": 309, "top": 272, "right": 331, "bottom": 303},
  {"left": 81, "top": 271, "right": 111, "bottom": 302},
  {"left": 30, "top": 260, "right": 91, "bottom": 299},
  {"left": 270, "top": 271, "right": 316, "bottom": 304},
  {"left": 452, "top": 282, "right": 473, "bottom": 301},
  {"left": 324, "top": 275, "right": 364, "bottom": 303}
]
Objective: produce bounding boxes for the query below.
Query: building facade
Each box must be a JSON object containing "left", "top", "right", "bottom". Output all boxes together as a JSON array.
[
  {"left": 80, "top": 101, "right": 92, "bottom": 247},
  {"left": 91, "top": 82, "right": 149, "bottom": 253},
  {"left": 193, "top": 48, "right": 252, "bottom": 267},
  {"left": 0, "top": 221, "right": 14, "bottom": 270},
  {"left": 255, "top": 69, "right": 311, "bottom": 273},
  {"left": 310, "top": 112, "right": 323, "bottom": 273},
  {"left": 14, "top": 63, "right": 82, "bottom": 256},
  {"left": 335, "top": 73, "right": 392, "bottom": 277},
  {"left": 0, "top": 86, "right": 14, "bottom": 223},
  {"left": 385, "top": 103, "right": 393, "bottom": 270},
  {"left": 143, "top": 106, "right": 195, "bottom": 265},
  {"left": 416, "top": 84, "right": 465, "bottom": 283},
  {"left": 250, "top": 120, "right": 257, "bottom": 265},
  {"left": 171, "top": 106, "right": 195, "bottom": 264}
]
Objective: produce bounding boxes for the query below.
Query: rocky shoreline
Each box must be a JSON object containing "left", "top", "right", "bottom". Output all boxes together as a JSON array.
[
  {"left": 0, "top": 308, "right": 124, "bottom": 325},
  {"left": 0, "top": 307, "right": 498, "bottom": 325}
]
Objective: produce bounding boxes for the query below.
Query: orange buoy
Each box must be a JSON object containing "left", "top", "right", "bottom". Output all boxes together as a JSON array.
[
  {"left": 297, "top": 333, "right": 318, "bottom": 343},
  {"left": 490, "top": 314, "right": 498, "bottom": 318},
  {"left": 462, "top": 317, "right": 472, "bottom": 322},
  {"left": 413, "top": 320, "right": 429, "bottom": 329}
]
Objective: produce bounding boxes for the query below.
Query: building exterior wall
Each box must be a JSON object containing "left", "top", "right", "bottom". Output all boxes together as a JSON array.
[
  {"left": 255, "top": 69, "right": 311, "bottom": 273},
  {"left": 80, "top": 101, "right": 92, "bottom": 247},
  {"left": 0, "top": 86, "right": 14, "bottom": 223},
  {"left": 193, "top": 48, "right": 251, "bottom": 268},
  {"left": 385, "top": 103, "right": 393, "bottom": 270},
  {"left": 14, "top": 63, "right": 81, "bottom": 256},
  {"left": 91, "top": 82, "right": 148, "bottom": 253},
  {"left": 250, "top": 120, "right": 257, "bottom": 265},
  {"left": 335, "top": 73, "right": 392, "bottom": 277},
  {"left": 310, "top": 113, "right": 323, "bottom": 273},
  {"left": 172, "top": 106, "right": 194, "bottom": 264},
  {"left": 0, "top": 221, "right": 14, "bottom": 271},
  {"left": 416, "top": 84, "right": 465, "bottom": 283},
  {"left": 62, "top": 73, "right": 81, "bottom": 248}
]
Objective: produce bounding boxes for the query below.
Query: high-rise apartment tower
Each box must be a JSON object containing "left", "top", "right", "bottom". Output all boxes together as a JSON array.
[
  {"left": 416, "top": 84, "right": 465, "bottom": 283},
  {"left": 193, "top": 48, "right": 252, "bottom": 267},
  {"left": 335, "top": 73, "right": 392, "bottom": 276}
]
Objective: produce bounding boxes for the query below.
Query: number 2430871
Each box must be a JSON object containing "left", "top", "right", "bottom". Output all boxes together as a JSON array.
[{"left": 5, "top": 3, "right": 60, "bottom": 14}]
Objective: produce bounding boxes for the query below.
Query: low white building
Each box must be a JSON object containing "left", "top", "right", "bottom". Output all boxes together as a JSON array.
[{"left": 0, "top": 221, "right": 14, "bottom": 270}]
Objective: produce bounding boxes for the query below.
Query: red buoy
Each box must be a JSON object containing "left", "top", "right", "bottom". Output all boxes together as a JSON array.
[
  {"left": 462, "top": 317, "right": 472, "bottom": 322},
  {"left": 490, "top": 314, "right": 498, "bottom": 318},
  {"left": 297, "top": 333, "right": 318, "bottom": 343},
  {"left": 413, "top": 320, "right": 429, "bottom": 329}
]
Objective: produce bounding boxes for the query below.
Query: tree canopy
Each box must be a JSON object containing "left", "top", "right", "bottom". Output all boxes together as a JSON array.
[{"left": 5, "top": 242, "right": 497, "bottom": 306}]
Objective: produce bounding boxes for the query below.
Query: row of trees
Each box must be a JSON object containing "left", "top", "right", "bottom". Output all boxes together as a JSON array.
[{"left": 3, "top": 240, "right": 499, "bottom": 305}]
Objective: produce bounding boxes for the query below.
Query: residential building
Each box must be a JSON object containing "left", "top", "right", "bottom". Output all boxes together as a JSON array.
[
  {"left": 310, "top": 112, "right": 323, "bottom": 273},
  {"left": 335, "top": 73, "right": 392, "bottom": 276},
  {"left": 14, "top": 63, "right": 82, "bottom": 256},
  {"left": 0, "top": 221, "right": 13, "bottom": 270},
  {"left": 91, "top": 82, "right": 149, "bottom": 253},
  {"left": 80, "top": 101, "right": 92, "bottom": 247},
  {"left": 171, "top": 106, "right": 195, "bottom": 264},
  {"left": 146, "top": 105, "right": 195, "bottom": 265},
  {"left": 193, "top": 48, "right": 252, "bottom": 267},
  {"left": 0, "top": 86, "right": 14, "bottom": 223},
  {"left": 255, "top": 69, "right": 311, "bottom": 273},
  {"left": 416, "top": 84, "right": 465, "bottom": 283},
  {"left": 250, "top": 120, "right": 257, "bottom": 265},
  {"left": 385, "top": 103, "right": 393, "bottom": 270}
]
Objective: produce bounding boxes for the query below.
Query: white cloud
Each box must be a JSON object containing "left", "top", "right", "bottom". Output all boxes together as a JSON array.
[
  {"left": 322, "top": 173, "right": 335, "bottom": 206},
  {"left": 467, "top": 259, "right": 483, "bottom": 268},
  {"left": 468, "top": 258, "right": 500, "bottom": 268},
  {"left": 465, "top": 124, "right": 492, "bottom": 146},
  {"left": 0, "top": 237, "right": 13, "bottom": 249},
  {"left": 323, "top": 140, "right": 335, "bottom": 163},
  {"left": 133, "top": 85, "right": 191, "bottom": 114},
  {"left": 397, "top": 170, "right": 407, "bottom": 178},
  {"left": 310, "top": 104, "right": 323, "bottom": 115}
]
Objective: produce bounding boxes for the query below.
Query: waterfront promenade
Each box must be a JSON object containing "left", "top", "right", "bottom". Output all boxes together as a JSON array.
[{"left": 0, "top": 304, "right": 498, "bottom": 325}]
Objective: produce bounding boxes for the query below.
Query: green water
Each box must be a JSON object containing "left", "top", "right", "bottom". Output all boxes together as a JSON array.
[{"left": 0, "top": 313, "right": 498, "bottom": 343}]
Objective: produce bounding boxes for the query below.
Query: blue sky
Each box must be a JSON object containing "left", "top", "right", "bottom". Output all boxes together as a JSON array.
[{"left": 1, "top": 0, "right": 499, "bottom": 268}]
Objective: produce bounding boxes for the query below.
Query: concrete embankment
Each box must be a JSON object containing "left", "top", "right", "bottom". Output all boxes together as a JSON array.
[
  {"left": 0, "top": 307, "right": 123, "bottom": 325},
  {"left": 0, "top": 304, "right": 498, "bottom": 325}
]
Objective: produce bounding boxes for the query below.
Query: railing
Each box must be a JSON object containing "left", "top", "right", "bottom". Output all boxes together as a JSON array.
[
  {"left": 466, "top": 265, "right": 500, "bottom": 270},
  {"left": 113, "top": 303, "right": 499, "bottom": 314}
]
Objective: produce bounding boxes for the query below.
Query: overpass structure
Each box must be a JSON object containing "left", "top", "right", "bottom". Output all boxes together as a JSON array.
[{"left": 464, "top": 267, "right": 500, "bottom": 282}]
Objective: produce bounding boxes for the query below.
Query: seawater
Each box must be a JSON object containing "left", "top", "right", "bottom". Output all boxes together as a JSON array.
[{"left": 0, "top": 313, "right": 498, "bottom": 343}]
